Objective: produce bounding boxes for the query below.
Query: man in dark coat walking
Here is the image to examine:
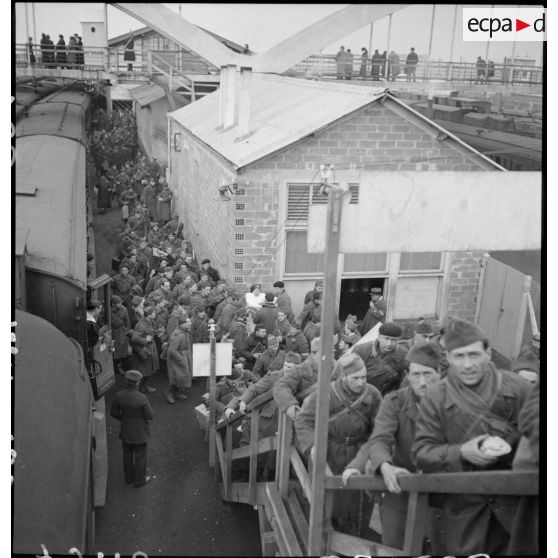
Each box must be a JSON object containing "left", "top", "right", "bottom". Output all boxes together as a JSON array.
[{"left": 110, "top": 370, "right": 155, "bottom": 487}]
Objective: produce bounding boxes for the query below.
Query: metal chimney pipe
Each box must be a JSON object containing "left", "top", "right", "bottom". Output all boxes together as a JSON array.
[
  {"left": 238, "top": 66, "right": 252, "bottom": 137},
  {"left": 218, "top": 65, "right": 228, "bottom": 128},
  {"left": 224, "top": 64, "right": 237, "bottom": 128}
]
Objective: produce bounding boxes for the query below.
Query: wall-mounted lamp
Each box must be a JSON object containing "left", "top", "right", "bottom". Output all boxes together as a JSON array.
[
  {"left": 218, "top": 182, "right": 238, "bottom": 201},
  {"left": 173, "top": 132, "right": 181, "bottom": 151}
]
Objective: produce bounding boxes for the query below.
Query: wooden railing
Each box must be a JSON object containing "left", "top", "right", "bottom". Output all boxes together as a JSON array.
[{"left": 213, "top": 394, "right": 539, "bottom": 557}]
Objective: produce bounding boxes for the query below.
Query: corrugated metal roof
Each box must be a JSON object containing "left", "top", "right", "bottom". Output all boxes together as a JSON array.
[
  {"left": 16, "top": 136, "right": 87, "bottom": 287},
  {"left": 169, "top": 74, "right": 388, "bottom": 168},
  {"left": 129, "top": 84, "right": 166, "bottom": 107},
  {"left": 16, "top": 103, "right": 85, "bottom": 143}
]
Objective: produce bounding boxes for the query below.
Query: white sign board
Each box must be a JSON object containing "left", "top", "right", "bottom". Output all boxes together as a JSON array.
[
  {"left": 307, "top": 172, "right": 541, "bottom": 253},
  {"left": 192, "top": 343, "right": 233, "bottom": 377}
]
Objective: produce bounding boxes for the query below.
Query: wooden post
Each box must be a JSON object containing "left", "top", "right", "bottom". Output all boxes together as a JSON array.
[
  {"left": 276, "top": 412, "right": 293, "bottom": 499},
  {"left": 208, "top": 322, "right": 217, "bottom": 467},
  {"left": 307, "top": 185, "right": 345, "bottom": 556}
]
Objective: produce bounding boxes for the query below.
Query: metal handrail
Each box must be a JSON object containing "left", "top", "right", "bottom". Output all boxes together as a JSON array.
[{"left": 287, "top": 54, "right": 543, "bottom": 86}]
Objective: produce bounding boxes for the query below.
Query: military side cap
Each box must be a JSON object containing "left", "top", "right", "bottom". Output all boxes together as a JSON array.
[
  {"left": 445, "top": 319, "right": 486, "bottom": 352},
  {"left": 125, "top": 370, "right": 143, "bottom": 384},
  {"left": 406, "top": 344, "right": 441, "bottom": 370},
  {"left": 379, "top": 322, "right": 403, "bottom": 338},
  {"left": 370, "top": 287, "right": 382, "bottom": 295},
  {"left": 336, "top": 352, "right": 366, "bottom": 376}
]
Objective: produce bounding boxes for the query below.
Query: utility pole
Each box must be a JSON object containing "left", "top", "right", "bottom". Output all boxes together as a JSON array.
[
  {"left": 368, "top": 22, "right": 374, "bottom": 55},
  {"left": 427, "top": 4, "right": 436, "bottom": 61},
  {"left": 449, "top": 4, "right": 458, "bottom": 63},
  {"left": 31, "top": 3, "right": 37, "bottom": 44},
  {"left": 308, "top": 167, "right": 345, "bottom": 556}
]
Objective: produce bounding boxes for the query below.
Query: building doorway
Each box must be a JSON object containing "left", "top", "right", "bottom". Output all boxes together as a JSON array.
[{"left": 339, "top": 277, "right": 386, "bottom": 321}]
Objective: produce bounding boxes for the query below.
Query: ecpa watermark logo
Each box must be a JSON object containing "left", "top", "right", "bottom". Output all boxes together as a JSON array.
[{"left": 463, "top": 7, "right": 546, "bottom": 41}]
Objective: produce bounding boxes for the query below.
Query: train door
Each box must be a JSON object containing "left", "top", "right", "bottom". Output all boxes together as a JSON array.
[{"left": 87, "top": 273, "right": 115, "bottom": 399}]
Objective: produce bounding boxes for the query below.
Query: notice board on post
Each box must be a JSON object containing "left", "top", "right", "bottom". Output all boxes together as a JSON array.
[{"left": 192, "top": 342, "right": 233, "bottom": 377}]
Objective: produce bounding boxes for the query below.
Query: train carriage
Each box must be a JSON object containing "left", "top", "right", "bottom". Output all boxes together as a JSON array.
[
  {"left": 14, "top": 84, "right": 111, "bottom": 555},
  {"left": 13, "top": 310, "right": 95, "bottom": 555}
]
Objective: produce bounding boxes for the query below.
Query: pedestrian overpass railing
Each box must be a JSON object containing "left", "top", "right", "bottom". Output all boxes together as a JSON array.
[
  {"left": 285, "top": 54, "right": 543, "bottom": 86},
  {"left": 212, "top": 393, "right": 538, "bottom": 556}
]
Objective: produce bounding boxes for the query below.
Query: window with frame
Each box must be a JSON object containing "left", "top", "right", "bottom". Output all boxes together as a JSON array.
[
  {"left": 285, "top": 183, "right": 360, "bottom": 274},
  {"left": 399, "top": 252, "right": 443, "bottom": 272}
]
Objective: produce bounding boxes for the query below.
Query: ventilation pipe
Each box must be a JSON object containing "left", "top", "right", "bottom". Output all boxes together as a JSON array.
[
  {"left": 224, "top": 64, "right": 237, "bottom": 128},
  {"left": 218, "top": 64, "right": 228, "bottom": 128},
  {"left": 238, "top": 66, "right": 252, "bottom": 138}
]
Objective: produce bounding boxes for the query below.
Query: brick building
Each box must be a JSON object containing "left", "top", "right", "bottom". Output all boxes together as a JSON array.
[{"left": 167, "top": 73, "right": 502, "bottom": 322}]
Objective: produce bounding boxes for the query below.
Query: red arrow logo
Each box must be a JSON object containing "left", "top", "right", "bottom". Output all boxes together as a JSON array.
[{"left": 516, "top": 18, "right": 530, "bottom": 31}]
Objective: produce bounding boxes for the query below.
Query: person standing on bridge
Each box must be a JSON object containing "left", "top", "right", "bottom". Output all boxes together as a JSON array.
[
  {"left": 110, "top": 370, "right": 154, "bottom": 487},
  {"left": 335, "top": 46, "right": 346, "bottom": 80},
  {"left": 124, "top": 31, "right": 136, "bottom": 72},
  {"left": 412, "top": 319, "right": 532, "bottom": 556},
  {"left": 55, "top": 34, "right": 66, "bottom": 69},
  {"left": 405, "top": 47, "right": 418, "bottom": 82},
  {"left": 294, "top": 352, "right": 382, "bottom": 534}
]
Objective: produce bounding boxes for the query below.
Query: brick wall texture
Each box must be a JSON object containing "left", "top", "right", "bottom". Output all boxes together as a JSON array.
[{"left": 445, "top": 251, "right": 485, "bottom": 322}]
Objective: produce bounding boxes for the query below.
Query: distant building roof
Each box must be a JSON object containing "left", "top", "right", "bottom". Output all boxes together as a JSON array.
[
  {"left": 109, "top": 25, "right": 248, "bottom": 54},
  {"left": 169, "top": 73, "right": 501, "bottom": 170}
]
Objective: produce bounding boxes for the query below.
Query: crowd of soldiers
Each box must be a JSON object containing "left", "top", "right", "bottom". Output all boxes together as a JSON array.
[{"left": 91, "top": 110, "right": 539, "bottom": 554}]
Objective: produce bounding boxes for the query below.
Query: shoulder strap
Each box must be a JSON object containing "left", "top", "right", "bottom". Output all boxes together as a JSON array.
[{"left": 329, "top": 382, "right": 371, "bottom": 424}]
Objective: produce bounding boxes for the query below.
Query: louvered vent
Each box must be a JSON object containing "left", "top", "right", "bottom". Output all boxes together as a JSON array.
[
  {"left": 287, "top": 184, "right": 311, "bottom": 222},
  {"left": 349, "top": 183, "right": 359, "bottom": 204}
]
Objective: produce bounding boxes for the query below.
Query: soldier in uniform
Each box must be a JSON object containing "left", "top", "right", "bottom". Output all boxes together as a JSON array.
[
  {"left": 412, "top": 319, "right": 532, "bottom": 556},
  {"left": 165, "top": 315, "right": 192, "bottom": 404},
  {"left": 110, "top": 370, "right": 154, "bottom": 487},
  {"left": 110, "top": 295, "right": 131, "bottom": 374},
  {"left": 273, "top": 336, "right": 322, "bottom": 420},
  {"left": 343, "top": 344, "right": 443, "bottom": 551},
  {"left": 360, "top": 287, "right": 386, "bottom": 335},
  {"left": 283, "top": 322, "right": 309, "bottom": 357},
  {"left": 353, "top": 322, "right": 407, "bottom": 396},
  {"left": 253, "top": 335, "right": 284, "bottom": 377},
  {"left": 238, "top": 326, "right": 269, "bottom": 371},
  {"left": 294, "top": 352, "right": 382, "bottom": 534},
  {"left": 112, "top": 264, "right": 138, "bottom": 307},
  {"left": 127, "top": 303, "right": 159, "bottom": 393}
]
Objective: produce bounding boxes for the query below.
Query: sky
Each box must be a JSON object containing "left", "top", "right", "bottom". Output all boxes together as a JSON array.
[{"left": 14, "top": 3, "right": 544, "bottom": 64}]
